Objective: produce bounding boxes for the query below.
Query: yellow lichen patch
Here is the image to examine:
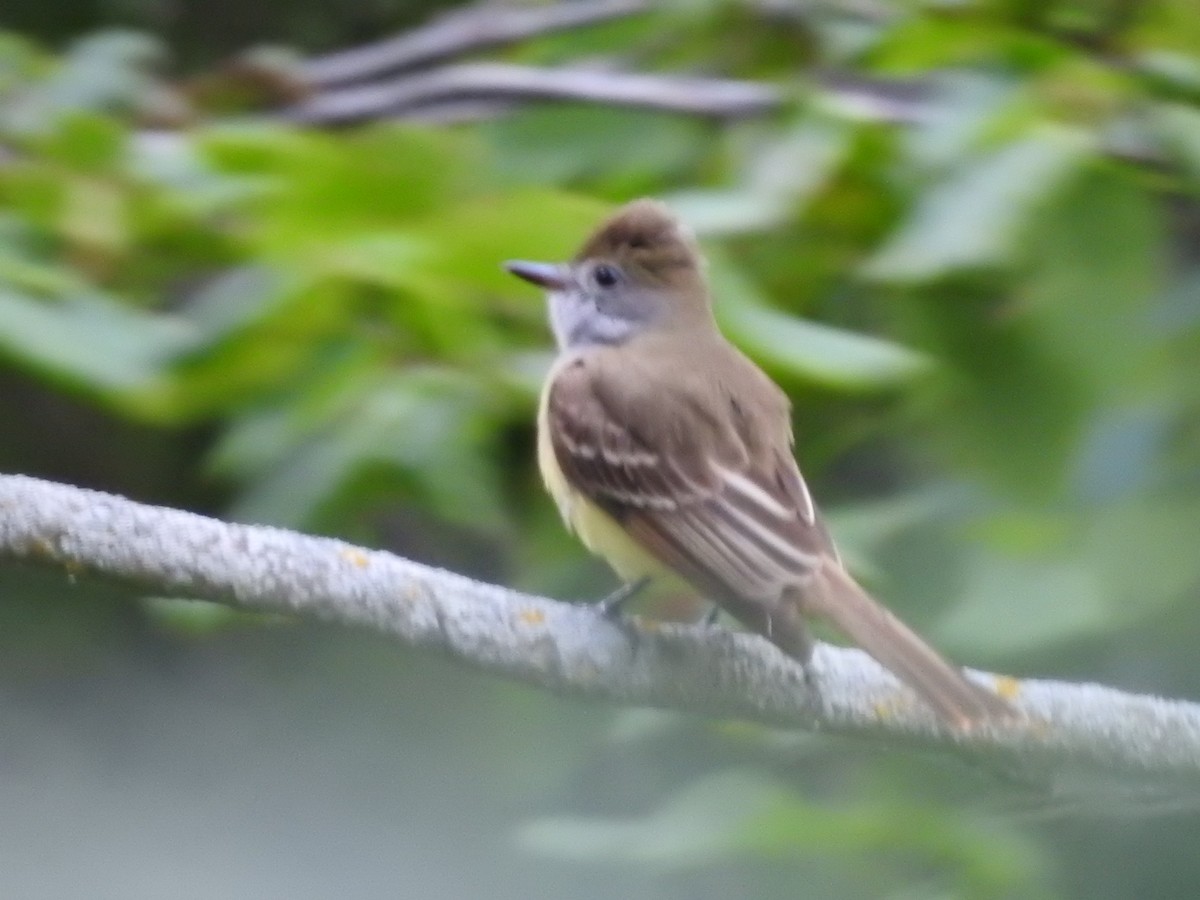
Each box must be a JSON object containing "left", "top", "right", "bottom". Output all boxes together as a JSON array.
[
  {"left": 517, "top": 607, "right": 546, "bottom": 626},
  {"left": 871, "top": 695, "right": 918, "bottom": 722},
  {"left": 340, "top": 548, "right": 370, "bottom": 568},
  {"left": 32, "top": 536, "right": 58, "bottom": 560},
  {"left": 994, "top": 675, "right": 1022, "bottom": 701},
  {"left": 872, "top": 698, "right": 900, "bottom": 720},
  {"left": 1017, "top": 715, "right": 1051, "bottom": 737}
]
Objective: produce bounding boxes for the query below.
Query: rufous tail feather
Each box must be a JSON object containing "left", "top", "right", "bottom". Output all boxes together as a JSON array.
[{"left": 806, "top": 565, "right": 1013, "bottom": 728}]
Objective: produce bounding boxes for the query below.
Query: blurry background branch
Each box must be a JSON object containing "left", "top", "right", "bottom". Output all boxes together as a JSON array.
[
  {"left": 125, "top": 0, "right": 926, "bottom": 128},
  {"left": 202, "top": 0, "right": 1148, "bottom": 158},
  {"left": 3, "top": 473, "right": 1199, "bottom": 782},
  {"left": 286, "top": 61, "right": 784, "bottom": 124},
  {"left": 268, "top": 0, "right": 917, "bottom": 125},
  {"left": 276, "top": 0, "right": 929, "bottom": 127},
  {"left": 303, "top": 0, "right": 651, "bottom": 86}
]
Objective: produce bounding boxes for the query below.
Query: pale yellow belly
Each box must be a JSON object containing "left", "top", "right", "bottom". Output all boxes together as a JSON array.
[{"left": 537, "top": 382, "right": 666, "bottom": 584}]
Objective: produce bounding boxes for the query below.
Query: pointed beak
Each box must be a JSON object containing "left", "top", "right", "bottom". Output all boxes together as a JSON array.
[{"left": 503, "top": 260, "right": 570, "bottom": 291}]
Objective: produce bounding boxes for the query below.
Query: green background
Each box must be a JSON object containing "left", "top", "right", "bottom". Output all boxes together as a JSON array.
[{"left": 2, "top": 0, "right": 1199, "bottom": 896}]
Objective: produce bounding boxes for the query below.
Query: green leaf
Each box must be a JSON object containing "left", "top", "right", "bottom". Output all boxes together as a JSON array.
[
  {"left": 667, "top": 119, "right": 852, "bottom": 236},
  {"left": 932, "top": 494, "right": 1200, "bottom": 658},
  {"left": 896, "top": 289, "right": 1093, "bottom": 499},
  {"left": 886, "top": 167, "right": 1157, "bottom": 500},
  {"left": 207, "top": 349, "right": 381, "bottom": 478},
  {"left": 484, "top": 104, "right": 708, "bottom": 189},
  {"left": 1137, "top": 51, "right": 1200, "bottom": 100},
  {"left": 520, "top": 768, "right": 1042, "bottom": 893},
  {"left": 1021, "top": 166, "right": 1163, "bottom": 395},
  {"left": 226, "top": 369, "right": 506, "bottom": 531},
  {"left": 1084, "top": 497, "right": 1200, "bottom": 621},
  {"left": 416, "top": 189, "right": 608, "bottom": 296},
  {"left": 177, "top": 264, "right": 297, "bottom": 342},
  {"left": 825, "top": 488, "right": 962, "bottom": 582},
  {"left": 0, "top": 234, "right": 88, "bottom": 295},
  {"left": 902, "top": 71, "right": 1019, "bottom": 173},
  {"left": 2, "top": 30, "right": 164, "bottom": 134},
  {"left": 1151, "top": 102, "right": 1200, "bottom": 182},
  {"left": 712, "top": 256, "right": 931, "bottom": 390},
  {"left": 132, "top": 130, "right": 270, "bottom": 216},
  {"left": 40, "top": 111, "right": 127, "bottom": 171},
  {"left": 517, "top": 770, "right": 787, "bottom": 866},
  {"left": 936, "top": 548, "right": 1108, "bottom": 657},
  {"left": 143, "top": 597, "right": 243, "bottom": 634},
  {"left": 256, "top": 125, "right": 477, "bottom": 259},
  {"left": 864, "top": 127, "right": 1091, "bottom": 281},
  {"left": 0, "top": 286, "right": 191, "bottom": 415},
  {"left": 315, "top": 230, "right": 434, "bottom": 289}
]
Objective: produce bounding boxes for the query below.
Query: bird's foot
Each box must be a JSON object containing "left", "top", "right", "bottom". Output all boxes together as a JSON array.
[{"left": 597, "top": 577, "right": 650, "bottom": 619}]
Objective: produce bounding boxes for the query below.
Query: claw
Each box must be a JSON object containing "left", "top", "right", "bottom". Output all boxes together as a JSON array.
[{"left": 598, "top": 577, "right": 650, "bottom": 618}]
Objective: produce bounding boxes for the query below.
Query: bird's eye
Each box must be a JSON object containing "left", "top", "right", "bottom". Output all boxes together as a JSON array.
[{"left": 593, "top": 264, "right": 619, "bottom": 288}]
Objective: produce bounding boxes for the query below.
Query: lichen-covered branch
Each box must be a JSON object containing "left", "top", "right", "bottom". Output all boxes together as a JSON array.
[{"left": 1, "top": 474, "right": 1198, "bottom": 781}]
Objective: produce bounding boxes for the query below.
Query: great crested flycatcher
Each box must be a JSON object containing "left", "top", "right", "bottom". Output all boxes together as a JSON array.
[{"left": 505, "top": 199, "right": 1011, "bottom": 728}]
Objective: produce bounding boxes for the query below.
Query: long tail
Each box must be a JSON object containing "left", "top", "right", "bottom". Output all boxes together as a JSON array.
[{"left": 802, "top": 565, "right": 1013, "bottom": 729}]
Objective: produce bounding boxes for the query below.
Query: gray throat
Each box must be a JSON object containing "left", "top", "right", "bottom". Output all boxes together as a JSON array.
[{"left": 549, "top": 291, "right": 642, "bottom": 350}]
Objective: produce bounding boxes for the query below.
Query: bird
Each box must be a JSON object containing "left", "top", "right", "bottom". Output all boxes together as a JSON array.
[{"left": 504, "top": 198, "right": 1012, "bottom": 729}]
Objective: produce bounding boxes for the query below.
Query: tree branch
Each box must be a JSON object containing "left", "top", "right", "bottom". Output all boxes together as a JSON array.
[
  {"left": 286, "top": 61, "right": 783, "bottom": 124},
  {"left": 287, "top": 0, "right": 928, "bottom": 127},
  {"left": 1, "top": 473, "right": 1198, "bottom": 781},
  {"left": 303, "top": 0, "right": 651, "bottom": 88}
]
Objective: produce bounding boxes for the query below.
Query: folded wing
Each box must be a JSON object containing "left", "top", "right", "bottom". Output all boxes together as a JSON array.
[{"left": 546, "top": 353, "right": 835, "bottom": 609}]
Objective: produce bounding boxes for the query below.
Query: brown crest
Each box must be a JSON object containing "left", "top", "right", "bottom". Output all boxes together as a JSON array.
[{"left": 573, "top": 199, "right": 702, "bottom": 283}]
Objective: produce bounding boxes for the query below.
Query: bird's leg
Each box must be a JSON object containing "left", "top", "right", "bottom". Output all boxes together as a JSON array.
[
  {"left": 598, "top": 577, "right": 651, "bottom": 619},
  {"left": 701, "top": 604, "right": 721, "bottom": 626},
  {"left": 764, "top": 606, "right": 819, "bottom": 693}
]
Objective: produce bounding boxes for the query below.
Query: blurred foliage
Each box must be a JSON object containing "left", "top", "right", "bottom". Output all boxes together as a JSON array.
[{"left": 2, "top": 1, "right": 1200, "bottom": 898}]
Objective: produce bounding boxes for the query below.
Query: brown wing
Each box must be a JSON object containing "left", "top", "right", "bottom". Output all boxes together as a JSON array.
[{"left": 546, "top": 350, "right": 837, "bottom": 608}]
